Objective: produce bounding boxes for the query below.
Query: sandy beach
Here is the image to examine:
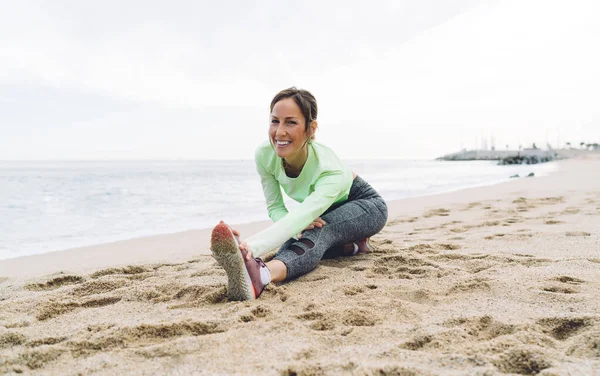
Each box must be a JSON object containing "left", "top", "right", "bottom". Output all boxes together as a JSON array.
[{"left": 1, "top": 155, "right": 599, "bottom": 375}]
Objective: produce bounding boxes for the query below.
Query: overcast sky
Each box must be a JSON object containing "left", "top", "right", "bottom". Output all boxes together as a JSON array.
[{"left": 1, "top": 0, "right": 598, "bottom": 160}]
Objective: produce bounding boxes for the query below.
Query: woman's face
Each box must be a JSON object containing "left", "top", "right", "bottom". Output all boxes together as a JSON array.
[{"left": 269, "top": 98, "right": 309, "bottom": 161}]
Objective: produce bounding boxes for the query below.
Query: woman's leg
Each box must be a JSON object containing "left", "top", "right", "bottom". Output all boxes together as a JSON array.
[{"left": 272, "top": 176, "right": 388, "bottom": 280}]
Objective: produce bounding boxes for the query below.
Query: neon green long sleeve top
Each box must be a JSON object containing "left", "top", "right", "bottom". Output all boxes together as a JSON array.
[{"left": 245, "top": 140, "right": 353, "bottom": 258}]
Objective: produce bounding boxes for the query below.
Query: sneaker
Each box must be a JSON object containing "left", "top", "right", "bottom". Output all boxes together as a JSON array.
[
  {"left": 354, "top": 237, "right": 374, "bottom": 254},
  {"left": 341, "top": 237, "right": 374, "bottom": 256},
  {"left": 210, "top": 222, "right": 268, "bottom": 301}
]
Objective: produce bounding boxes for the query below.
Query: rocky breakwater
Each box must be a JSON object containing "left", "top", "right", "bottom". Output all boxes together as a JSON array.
[{"left": 437, "top": 149, "right": 557, "bottom": 165}]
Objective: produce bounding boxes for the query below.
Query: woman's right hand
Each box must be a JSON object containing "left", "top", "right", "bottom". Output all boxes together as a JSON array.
[
  {"left": 227, "top": 224, "right": 254, "bottom": 261},
  {"left": 218, "top": 220, "right": 250, "bottom": 258},
  {"left": 297, "top": 217, "right": 326, "bottom": 238},
  {"left": 238, "top": 241, "right": 254, "bottom": 261}
]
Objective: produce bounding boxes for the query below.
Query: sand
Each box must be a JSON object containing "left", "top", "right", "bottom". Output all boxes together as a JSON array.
[{"left": 1, "top": 154, "right": 599, "bottom": 375}]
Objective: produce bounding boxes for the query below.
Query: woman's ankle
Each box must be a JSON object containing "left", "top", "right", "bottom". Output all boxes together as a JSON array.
[{"left": 266, "top": 259, "right": 287, "bottom": 283}]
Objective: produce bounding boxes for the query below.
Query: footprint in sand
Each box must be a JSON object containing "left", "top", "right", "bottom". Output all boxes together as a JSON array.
[
  {"left": 0, "top": 332, "right": 26, "bottom": 347},
  {"left": 5, "top": 346, "right": 65, "bottom": 373},
  {"left": 386, "top": 217, "right": 419, "bottom": 226},
  {"left": 251, "top": 305, "right": 271, "bottom": 318},
  {"left": 552, "top": 276, "right": 585, "bottom": 285},
  {"left": 536, "top": 317, "right": 595, "bottom": 340},
  {"left": 562, "top": 207, "right": 581, "bottom": 215},
  {"left": 173, "top": 284, "right": 222, "bottom": 301},
  {"left": 400, "top": 316, "right": 515, "bottom": 353},
  {"left": 446, "top": 278, "right": 491, "bottom": 295},
  {"left": 36, "top": 296, "right": 122, "bottom": 321},
  {"left": 294, "top": 311, "right": 335, "bottom": 331},
  {"left": 343, "top": 309, "right": 377, "bottom": 327},
  {"left": 68, "top": 320, "right": 225, "bottom": 357},
  {"left": 442, "top": 315, "right": 516, "bottom": 340},
  {"left": 485, "top": 233, "right": 532, "bottom": 241},
  {"left": 298, "top": 274, "right": 329, "bottom": 282},
  {"left": 24, "top": 274, "right": 84, "bottom": 291},
  {"left": 408, "top": 243, "right": 460, "bottom": 254},
  {"left": 310, "top": 319, "right": 336, "bottom": 331},
  {"left": 504, "top": 217, "right": 524, "bottom": 224},
  {"left": 399, "top": 333, "right": 433, "bottom": 350},
  {"left": 423, "top": 208, "right": 451, "bottom": 218},
  {"left": 540, "top": 285, "right": 580, "bottom": 294},
  {"left": 515, "top": 257, "right": 552, "bottom": 267},
  {"left": 343, "top": 286, "right": 365, "bottom": 296},
  {"left": 90, "top": 266, "right": 152, "bottom": 279},
  {"left": 398, "top": 289, "right": 437, "bottom": 304},
  {"left": 463, "top": 202, "right": 483, "bottom": 210},
  {"left": 430, "top": 253, "right": 487, "bottom": 262},
  {"left": 26, "top": 336, "right": 68, "bottom": 347},
  {"left": 566, "top": 331, "right": 600, "bottom": 358},
  {"left": 296, "top": 311, "right": 326, "bottom": 321},
  {"left": 169, "top": 286, "right": 228, "bottom": 308},
  {"left": 370, "top": 255, "right": 442, "bottom": 279},
  {"left": 4, "top": 321, "right": 30, "bottom": 329},
  {"left": 566, "top": 231, "right": 591, "bottom": 237},
  {"left": 544, "top": 219, "right": 564, "bottom": 225},
  {"left": 513, "top": 253, "right": 534, "bottom": 257},
  {"left": 493, "top": 348, "right": 552, "bottom": 375},
  {"left": 71, "top": 279, "right": 130, "bottom": 297}
]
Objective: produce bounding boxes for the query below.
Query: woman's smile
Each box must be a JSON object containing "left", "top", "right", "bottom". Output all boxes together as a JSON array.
[{"left": 275, "top": 140, "right": 292, "bottom": 149}]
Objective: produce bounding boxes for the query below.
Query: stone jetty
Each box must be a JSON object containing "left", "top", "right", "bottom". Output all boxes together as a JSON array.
[{"left": 437, "top": 149, "right": 557, "bottom": 165}]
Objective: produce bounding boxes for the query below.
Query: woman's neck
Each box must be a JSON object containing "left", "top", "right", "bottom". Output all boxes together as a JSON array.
[{"left": 284, "top": 146, "right": 309, "bottom": 171}]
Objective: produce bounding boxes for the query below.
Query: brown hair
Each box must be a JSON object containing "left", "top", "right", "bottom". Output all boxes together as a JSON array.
[{"left": 270, "top": 87, "right": 317, "bottom": 140}]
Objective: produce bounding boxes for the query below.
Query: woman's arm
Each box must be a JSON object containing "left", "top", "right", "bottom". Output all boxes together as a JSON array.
[
  {"left": 255, "top": 148, "right": 288, "bottom": 222},
  {"left": 245, "top": 170, "right": 345, "bottom": 258}
]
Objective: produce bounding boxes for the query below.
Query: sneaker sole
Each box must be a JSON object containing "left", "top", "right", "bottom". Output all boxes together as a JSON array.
[{"left": 210, "top": 223, "right": 255, "bottom": 301}]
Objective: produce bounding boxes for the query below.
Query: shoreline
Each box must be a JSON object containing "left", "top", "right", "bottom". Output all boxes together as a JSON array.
[
  {"left": 0, "top": 158, "right": 559, "bottom": 264},
  {"left": 0, "top": 157, "right": 579, "bottom": 280}
]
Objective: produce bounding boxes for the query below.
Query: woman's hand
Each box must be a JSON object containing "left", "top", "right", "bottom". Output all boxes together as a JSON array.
[
  {"left": 228, "top": 226, "right": 253, "bottom": 260},
  {"left": 220, "top": 220, "right": 252, "bottom": 260},
  {"left": 239, "top": 241, "right": 254, "bottom": 261},
  {"left": 297, "top": 217, "right": 326, "bottom": 238}
]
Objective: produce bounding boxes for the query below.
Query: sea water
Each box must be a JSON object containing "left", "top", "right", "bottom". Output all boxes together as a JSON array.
[{"left": 0, "top": 159, "right": 558, "bottom": 260}]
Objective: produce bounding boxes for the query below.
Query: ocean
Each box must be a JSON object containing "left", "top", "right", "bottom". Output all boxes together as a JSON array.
[{"left": 0, "top": 159, "right": 558, "bottom": 260}]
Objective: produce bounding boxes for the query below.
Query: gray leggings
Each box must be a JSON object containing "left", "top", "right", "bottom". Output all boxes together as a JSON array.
[{"left": 274, "top": 176, "right": 388, "bottom": 280}]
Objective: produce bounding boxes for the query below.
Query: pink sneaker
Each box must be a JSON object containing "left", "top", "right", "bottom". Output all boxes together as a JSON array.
[
  {"left": 210, "top": 222, "right": 268, "bottom": 301},
  {"left": 341, "top": 237, "right": 374, "bottom": 256},
  {"left": 354, "top": 237, "right": 374, "bottom": 254}
]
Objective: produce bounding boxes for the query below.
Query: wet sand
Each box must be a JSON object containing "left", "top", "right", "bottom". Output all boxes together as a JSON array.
[{"left": 1, "top": 154, "right": 599, "bottom": 375}]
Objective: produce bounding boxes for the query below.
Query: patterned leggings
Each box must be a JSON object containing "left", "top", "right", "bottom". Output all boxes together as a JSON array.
[{"left": 273, "top": 176, "right": 388, "bottom": 280}]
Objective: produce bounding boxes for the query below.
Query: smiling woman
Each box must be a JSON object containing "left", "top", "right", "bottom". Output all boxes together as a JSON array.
[
  {"left": 210, "top": 87, "right": 388, "bottom": 301},
  {"left": 269, "top": 90, "right": 318, "bottom": 177}
]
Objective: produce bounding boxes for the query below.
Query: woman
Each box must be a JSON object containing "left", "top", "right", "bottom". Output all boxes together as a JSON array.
[{"left": 211, "top": 87, "right": 388, "bottom": 300}]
